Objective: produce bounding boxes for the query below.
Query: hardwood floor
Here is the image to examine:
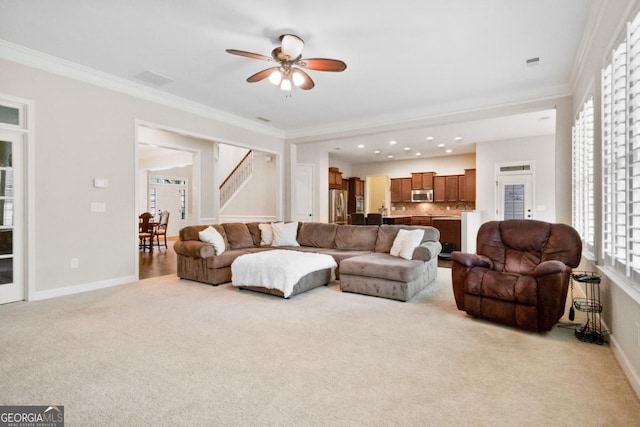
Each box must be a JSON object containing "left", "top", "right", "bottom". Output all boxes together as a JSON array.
[{"left": 139, "top": 238, "right": 177, "bottom": 280}]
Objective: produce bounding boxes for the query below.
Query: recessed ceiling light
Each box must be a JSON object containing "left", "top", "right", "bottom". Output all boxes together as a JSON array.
[
  {"left": 388, "top": 155, "right": 394, "bottom": 159},
  {"left": 438, "top": 143, "right": 445, "bottom": 148},
  {"left": 404, "top": 147, "right": 411, "bottom": 151},
  {"left": 389, "top": 140, "right": 397, "bottom": 145},
  {"left": 446, "top": 149, "right": 453, "bottom": 153},
  {"left": 357, "top": 144, "right": 365, "bottom": 148},
  {"left": 426, "top": 136, "right": 434, "bottom": 141},
  {"left": 415, "top": 152, "right": 422, "bottom": 156},
  {"left": 374, "top": 150, "right": 381, "bottom": 154},
  {"left": 454, "top": 136, "right": 463, "bottom": 141}
]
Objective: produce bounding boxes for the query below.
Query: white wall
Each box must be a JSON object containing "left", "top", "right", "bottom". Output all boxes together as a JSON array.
[
  {"left": 352, "top": 153, "right": 476, "bottom": 178},
  {"left": 220, "top": 152, "right": 277, "bottom": 222},
  {"left": 476, "top": 135, "right": 556, "bottom": 223},
  {"left": 0, "top": 57, "right": 284, "bottom": 298}
]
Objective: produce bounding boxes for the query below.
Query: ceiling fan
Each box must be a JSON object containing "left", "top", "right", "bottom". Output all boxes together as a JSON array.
[{"left": 226, "top": 34, "right": 347, "bottom": 91}]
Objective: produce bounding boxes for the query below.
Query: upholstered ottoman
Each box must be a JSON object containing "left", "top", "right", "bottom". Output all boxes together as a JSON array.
[
  {"left": 339, "top": 252, "right": 437, "bottom": 302},
  {"left": 231, "top": 249, "right": 337, "bottom": 298}
]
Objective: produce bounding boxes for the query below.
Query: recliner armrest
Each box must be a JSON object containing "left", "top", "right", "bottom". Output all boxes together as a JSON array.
[
  {"left": 532, "top": 260, "right": 571, "bottom": 277},
  {"left": 450, "top": 252, "right": 493, "bottom": 269},
  {"left": 174, "top": 240, "right": 216, "bottom": 259},
  {"left": 412, "top": 241, "right": 442, "bottom": 261}
]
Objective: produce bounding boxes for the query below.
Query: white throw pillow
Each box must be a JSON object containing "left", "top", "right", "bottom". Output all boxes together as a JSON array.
[
  {"left": 259, "top": 223, "right": 274, "bottom": 246},
  {"left": 271, "top": 222, "right": 300, "bottom": 247},
  {"left": 198, "top": 226, "right": 226, "bottom": 255},
  {"left": 390, "top": 229, "right": 424, "bottom": 260}
]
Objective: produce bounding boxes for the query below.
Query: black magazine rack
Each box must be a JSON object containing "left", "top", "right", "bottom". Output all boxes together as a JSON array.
[{"left": 570, "top": 271, "right": 606, "bottom": 345}]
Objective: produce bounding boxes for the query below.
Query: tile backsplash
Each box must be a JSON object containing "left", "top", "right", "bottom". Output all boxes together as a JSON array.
[{"left": 389, "top": 202, "right": 476, "bottom": 217}]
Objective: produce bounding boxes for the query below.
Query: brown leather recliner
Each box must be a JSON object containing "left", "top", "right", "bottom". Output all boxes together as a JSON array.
[{"left": 451, "top": 220, "right": 582, "bottom": 332}]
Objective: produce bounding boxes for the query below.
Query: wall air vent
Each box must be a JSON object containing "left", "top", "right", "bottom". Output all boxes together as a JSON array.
[
  {"left": 256, "top": 116, "right": 272, "bottom": 122},
  {"left": 500, "top": 164, "right": 531, "bottom": 173},
  {"left": 134, "top": 70, "right": 174, "bottom": 86},
  {"left": 526, "top": 57, "right": 540, "bottom": 65}
]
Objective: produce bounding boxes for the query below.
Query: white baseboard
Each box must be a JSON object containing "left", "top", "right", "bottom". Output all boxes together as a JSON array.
[
  {"left": 606, "top": 320, "right": 640, "bottom": 400},
  {"left": 28, "top": 275, "right": 137, "bottom": 301}
]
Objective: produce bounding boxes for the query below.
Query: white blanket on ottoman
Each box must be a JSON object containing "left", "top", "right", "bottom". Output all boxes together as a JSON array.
[{"left": 231, "top": 250, "right": 337, "bottom": 298}]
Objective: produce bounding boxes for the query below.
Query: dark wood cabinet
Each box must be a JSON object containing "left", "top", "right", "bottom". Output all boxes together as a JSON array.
[
  {"left": 458, "top": 175, "right": 466, "bottom": 201},
  {"left": 432, "top": 218, "right": 462, "bottom": 251},
  {"left": 411, "top": 216, "right": 432, "bottom": 226},
  {"left": 445, "top": 176, "right": 459, "bottom": 202},
  {"left": 329, "top": 167, "right": 342, "bottom": 190},
  {"left": 401, "top": 178, "right": 412, "bottom": 202},
  {"left": 384, "top": 216, "right": 411, "bottom": 225},
  {"left": 347, "top": 177, "right": 365, "bottom": 213},
  {"left": 411, "top": 172, "right": 434, "bottom": 190},
  {"left": 464, "top": 169, "right": 476, "bottom": 202},
  {"left": 434, "top": 176, "right": 446, "bottom": 202},
  {"left": 390, "top": 178, "right": 402, "bottom": 203}
]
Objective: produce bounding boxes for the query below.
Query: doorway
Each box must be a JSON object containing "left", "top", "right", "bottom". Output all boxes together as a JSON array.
[{"left": 495, "top": 162, "right": 534, "bottom": 220}]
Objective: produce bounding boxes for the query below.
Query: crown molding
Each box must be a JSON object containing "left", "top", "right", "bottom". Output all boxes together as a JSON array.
[{"left": 0, "top": 40, "right": 285, "bottom": 139}]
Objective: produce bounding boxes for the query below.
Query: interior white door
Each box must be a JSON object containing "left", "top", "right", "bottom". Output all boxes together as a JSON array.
[
  {"left": 496, "top": 174, "right": 533, "bottom": 220},
  {"left": 294, "top": 164, "right": 314, "bottom": 222},
  {"left": 0, "top": 131, "right": 24, "bottom": 304},
  {"left": 151, "top": 184, "right": 186, "bottom": 236}
]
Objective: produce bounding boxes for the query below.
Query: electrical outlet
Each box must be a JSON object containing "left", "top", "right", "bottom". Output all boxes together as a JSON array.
[{"left": 71, "top": 258, "right": 79, "bottom": 269}]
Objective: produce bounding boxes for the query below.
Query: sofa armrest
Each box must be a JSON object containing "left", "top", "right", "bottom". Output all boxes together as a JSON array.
[
  {"left": 412, "top": 241, "right": 442, "bottom": 261},
  {"left": 450, "top": 252, "right": 493, "bottom": 269},
  {"left": 174, "top": 240, "right": 215, "bottom": 259},
  {"left": 533, "top": 260, "right": 571, "bottom": 277}
]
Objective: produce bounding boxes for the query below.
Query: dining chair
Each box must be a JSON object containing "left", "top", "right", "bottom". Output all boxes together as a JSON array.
[
  {"left": 154, "top": 210, "right": 170, "bottom": 248},
  {"left": 350, "top": 212, "right": 366, "bottom": 225},
  {"left": 365, "top": 213, "right": 383, "bottom": 225},
  {"left": 139, "top": 212, "right": 154, "bottom": 251}
]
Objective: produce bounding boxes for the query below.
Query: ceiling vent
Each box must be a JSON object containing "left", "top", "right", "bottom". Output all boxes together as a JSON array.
[
  {"left": 134, "top": 70, "right": 174, "bottom": 86},
  {"left": 525, "top": 57, "right": 540, "bottom": 66},
  {"left": 256, "top": 116, "right": 272, "bottom": 123}
]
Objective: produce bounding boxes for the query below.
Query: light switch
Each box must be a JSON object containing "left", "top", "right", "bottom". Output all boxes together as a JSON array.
[
  {"left": 93, "top": 178, "right": 108, "bottom": 188},
  {"left": 91, "top": 202, "right": 106, "bottom": 212}
]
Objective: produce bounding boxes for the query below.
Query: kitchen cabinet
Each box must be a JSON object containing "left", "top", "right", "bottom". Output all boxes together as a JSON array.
[
  {"left": 391, "top": 178, "right": 412, "bottom": 203},
  {"left": 390, "top": 178, "right": 402, "bottom": 203},
  {"left": 329, "top": 167, "right": 343, "bottom": 190},
  {"left": 383, "top": 216, "right": 411, "bottom": 225},
  {"left": 432, "top": 218, "right": 462, "bottom": 252},
  {"left": 445, "top": 176, "right": 459, "bottom": 202},
  {"left": 464, "top": 169, "right": 476, "bottom": 202},
  {"left": 411, "top": 172, "right": 434, "bottom": 190},
  {"left": 411, "top": 216, "right": 432, "bottom": 226},
  {"left": 458, "top": 175, "right": 467, "bottom": 201},
  {"left": 434, "top": 176, "right": 446, "bottom": 202},
  {"left": 401, "top": 178, "right": 412, "bottom": 202}
]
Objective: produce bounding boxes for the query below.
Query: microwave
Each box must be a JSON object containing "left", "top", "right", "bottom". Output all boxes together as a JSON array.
[{"left": 411, "top": 189, "right": 433, "bottom": 202}]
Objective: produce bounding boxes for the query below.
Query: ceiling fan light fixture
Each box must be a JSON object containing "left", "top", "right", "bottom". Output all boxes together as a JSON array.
[
  {"left": 280, "top": 78, "right": 292, "bottom": 91},
  {"left": 269, "top": 70, "right": 282, "bottom": 85},
  {"left": 291, "top": 70, "right": 305, "bottom": 87},
  {"left": 281, "top": 34, "right": 304, "bottom": 59}
]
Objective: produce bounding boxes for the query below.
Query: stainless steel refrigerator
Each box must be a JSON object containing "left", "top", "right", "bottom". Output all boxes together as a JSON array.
[{"left": 329, "top": 189, "right": 348, "bottom": 224}]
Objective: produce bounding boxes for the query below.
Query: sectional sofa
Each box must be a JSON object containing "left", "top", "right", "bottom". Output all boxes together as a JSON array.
[{"left": 174, "top": 222, "right": 442, "bottom": 302}]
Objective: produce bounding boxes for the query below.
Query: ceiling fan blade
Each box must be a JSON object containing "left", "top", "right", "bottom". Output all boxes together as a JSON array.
[
  {"left": 293, "top": 68, "right": 315, "bottom": 90},
  {"left": 246, "top": 67, "right": 279, "bottom": 83},
  {"left": 226, "top": 49, "right": 273, "bottom": 62},
  {"left": 280, "top": 34, "right": 304, "bottom": 59},
  {"left": 299, "top": 58, "right": 347, "bottom": 72}
]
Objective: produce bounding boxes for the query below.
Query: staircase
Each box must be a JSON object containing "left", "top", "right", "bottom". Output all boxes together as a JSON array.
[{"left": 219, "top": 150, "right": 253, "bottom": 209}]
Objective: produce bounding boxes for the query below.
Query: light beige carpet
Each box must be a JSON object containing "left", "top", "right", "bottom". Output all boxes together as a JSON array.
[{"left": 1, "top": 269, "right": 639, "bottom": 426}]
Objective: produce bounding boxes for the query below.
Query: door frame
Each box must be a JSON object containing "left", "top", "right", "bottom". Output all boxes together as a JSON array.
[{"left": 0, "top": 94, "right": 33, "bottom": 303}]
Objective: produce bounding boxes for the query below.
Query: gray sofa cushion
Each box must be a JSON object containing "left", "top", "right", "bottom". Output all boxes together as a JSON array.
[
  {"left": 339, "top": 252, "right": 424, "bottom": 283},
  {"left": 222, "top": 223, "right": 255, "bottom": 249},
  {"left": 335, "top": 225, "right": 379, "bottom": 251},
  {"left": 297, "top": 222, "right": 338, "bottom": 248}
]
